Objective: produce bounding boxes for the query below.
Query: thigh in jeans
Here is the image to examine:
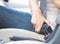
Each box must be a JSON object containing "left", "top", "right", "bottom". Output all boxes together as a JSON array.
[{"left": 0, "top": 6, "right": 35, "bottom": 32}]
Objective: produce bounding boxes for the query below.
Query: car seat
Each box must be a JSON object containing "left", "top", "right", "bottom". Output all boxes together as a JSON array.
[
  {"left": 0, "top": 14, "right": 60, "bottom": 44},
  {"left": 0, "top": 0, "right": 60, "bottom": 44}
]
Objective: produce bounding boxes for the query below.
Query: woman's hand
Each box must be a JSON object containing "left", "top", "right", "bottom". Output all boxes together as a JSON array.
[
  {"left": 31, "top": 14, "right": 50, "bottom": 33},
  {"left": 29, "top": 0, "right": 50, "bottom": 33}
]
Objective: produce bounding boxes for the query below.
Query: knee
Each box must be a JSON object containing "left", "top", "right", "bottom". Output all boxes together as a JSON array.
[
  {"left": 0, "top": 6, "right": 5, "bottom": 9},
  {"left": 0, "top": 6, "right": 6, "bottom": 11},
  {"left": 0, "top": 6, "right": 9, "bottom": 10}
]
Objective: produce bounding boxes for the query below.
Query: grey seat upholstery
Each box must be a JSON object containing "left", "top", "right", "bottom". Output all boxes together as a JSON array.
[
  {"left": 4, "top": 40, "right": 45, "bottom": 44},
  {"left": 0, "top": 0, "right": 60, "bottom": 44},
  {"left": 0, "top": 15, "right": 60, "bottom": 44},
  {"left": 0, "top": 28, "right": 44, "bottom": 43}
]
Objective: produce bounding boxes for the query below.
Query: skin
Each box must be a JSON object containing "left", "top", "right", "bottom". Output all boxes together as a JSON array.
[
  {"left": 29, "top": 0, "right": 60, "bottom": 33},
  {"left": 29, "top": 0, "right": 49, "bottom": 33},
  {"left": 52, "top": 0, "right": 60, "bottom": 9}
]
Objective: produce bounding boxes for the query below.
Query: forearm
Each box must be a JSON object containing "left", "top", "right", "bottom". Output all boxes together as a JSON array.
[
  {"left": 29, "top": 0, "right": 42, "bottom": 16},
  {"left": 52, "top": 0, "right": 60, "bottom": 9},
  {"left": 29, "top": 0, "right": 50, "bottom": 32}
]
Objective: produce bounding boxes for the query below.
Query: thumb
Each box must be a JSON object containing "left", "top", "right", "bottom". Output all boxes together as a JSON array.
[
  {"left": 45, "top": 20, "right": 50, "bottom": 26},
  {"left": 35, "top": 21, "right": 43, "bottom": 33}
]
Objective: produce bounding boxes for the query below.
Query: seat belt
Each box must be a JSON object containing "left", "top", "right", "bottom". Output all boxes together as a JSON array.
[
  {"left": 40, "top": 0, "right": 47, "bottom": 18},
  {"left": 40, "top": 0, "right": 53, "bottom": 40}
]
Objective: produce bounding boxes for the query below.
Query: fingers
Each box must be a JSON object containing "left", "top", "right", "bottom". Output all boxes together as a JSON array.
[
  {"left": 31, "top": 14, "right": 50, "bottom": 33},
  {"left": 35, "top": 21, "right": 44, "bottom": 33},
  {"left": 45, "top": 19, "right": 50, "bottom": 26},
  {"left": 34, "top": 19, "right": 50, "bottom": 33}
]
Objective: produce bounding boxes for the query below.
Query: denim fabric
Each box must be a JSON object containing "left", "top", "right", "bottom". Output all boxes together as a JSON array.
[{"left": 0, "top": 6, "right": 35, "bottom": 32}]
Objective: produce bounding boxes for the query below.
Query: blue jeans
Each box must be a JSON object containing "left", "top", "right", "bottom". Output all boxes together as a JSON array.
[{"left": 0, "top": 6, "right": 35, "bottom": 32}]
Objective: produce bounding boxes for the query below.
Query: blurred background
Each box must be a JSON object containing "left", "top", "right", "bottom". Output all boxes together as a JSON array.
[{"left": 0, "top": 0, "right": 31, "bottom": 13}]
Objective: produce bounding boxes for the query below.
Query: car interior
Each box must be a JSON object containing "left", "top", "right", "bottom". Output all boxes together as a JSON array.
[{"left": 0, "top": 0, "right": 60, "bottom": 44}]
